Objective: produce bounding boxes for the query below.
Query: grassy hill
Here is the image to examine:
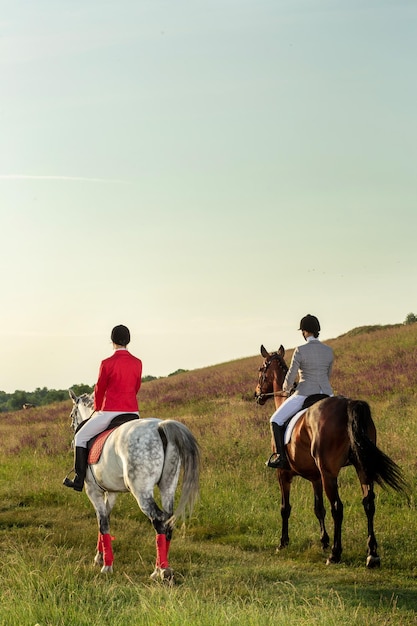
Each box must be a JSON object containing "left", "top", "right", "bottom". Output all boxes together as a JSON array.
[
  {"left": 1, "top": 324, "right": 417, "bottom": 625},
  {"left": 139, "top": 322, "right": 417, "bottom": 409}
]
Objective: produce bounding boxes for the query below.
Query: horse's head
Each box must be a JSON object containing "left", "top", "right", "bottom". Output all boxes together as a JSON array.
[
  {"left": 68, "top": 389, "right": 95, "bottom": 432},
  {"left": 254, "top": 344, "right": 288, "bottom": 405}
]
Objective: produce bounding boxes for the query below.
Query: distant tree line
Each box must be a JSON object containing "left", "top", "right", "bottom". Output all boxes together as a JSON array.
[
  {"left": 0, "top": 384, "right": 93, "bottom": 413},
  {"left": 0, "top": 370, "right": 189, "bottom": 413}
]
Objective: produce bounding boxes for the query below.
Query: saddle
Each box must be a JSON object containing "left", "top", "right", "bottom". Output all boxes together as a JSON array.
[
  {"left": 301, "top": 394, "right": 329, "bottom": 410},
  {"left": 86, "top": 413, "right": 139, "bottom": 465}
]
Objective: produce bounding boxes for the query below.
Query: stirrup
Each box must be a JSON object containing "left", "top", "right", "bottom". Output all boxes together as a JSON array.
[
  {"left": 265, "top": 453, "right": 285, "bottom": 469},
  {"left": 62, "top": 475, "right": 84, "bottom": 492}
]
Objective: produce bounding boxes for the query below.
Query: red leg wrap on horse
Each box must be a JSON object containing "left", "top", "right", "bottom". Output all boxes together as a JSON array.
[
  {"left": 97, "top": 533, "right": 104, "bottom": 553},
  {"left": 102, "top": 533, "right": 114, "bottom": 566},
  {"left": 156, "top": 534, "right": 169, "bottom": 569}
]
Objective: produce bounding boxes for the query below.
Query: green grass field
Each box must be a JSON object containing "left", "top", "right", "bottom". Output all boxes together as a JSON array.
[{"left": 1, "top": 324, "right": 417, "bottom": 625}]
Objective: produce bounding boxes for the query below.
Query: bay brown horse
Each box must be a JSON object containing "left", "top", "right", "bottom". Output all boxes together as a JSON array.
[{"left": 255, "top": 345, "right": 408, "bottom": 567}]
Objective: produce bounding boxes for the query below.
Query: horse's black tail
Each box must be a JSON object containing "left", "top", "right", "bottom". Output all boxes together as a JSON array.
[
  {"left": 347, "top": 400, "right": 408, "bottom": 495},
  {"left": 158, "top": 420, "right": 200, "bottom": 523}
]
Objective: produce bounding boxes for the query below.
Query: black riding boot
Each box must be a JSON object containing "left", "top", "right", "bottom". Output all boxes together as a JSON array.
[
  {"left": 266, "top": 423, "right": 288, "bottom": 469},
  {"left": 63, "top": 447, "right": 89, "bottom": 492}
]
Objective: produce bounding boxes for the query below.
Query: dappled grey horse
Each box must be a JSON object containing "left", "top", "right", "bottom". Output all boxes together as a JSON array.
[{"left": 66, "top": 390, "right": 200, "bottom": 581}]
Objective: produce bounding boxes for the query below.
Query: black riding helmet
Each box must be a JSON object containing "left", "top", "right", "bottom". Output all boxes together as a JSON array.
[
  {"left": 111, "top": 324, "right": 131, "bottom": 346},
  {"left": 299, "top": 314, "right": 320, "bottom": 337}
]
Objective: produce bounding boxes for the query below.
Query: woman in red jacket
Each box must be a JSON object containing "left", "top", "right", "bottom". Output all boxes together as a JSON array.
[{"left": 63, "top": 325, "right": 142, "bottom": 492}]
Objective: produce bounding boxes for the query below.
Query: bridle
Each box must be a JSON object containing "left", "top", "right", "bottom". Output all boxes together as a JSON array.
[{"left": 255, "top": 352, "right": 289, "bottom": 403}]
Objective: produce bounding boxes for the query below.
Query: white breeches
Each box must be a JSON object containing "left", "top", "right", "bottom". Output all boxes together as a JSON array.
[{"left": 270, "top": 395, "right": 307, "bottom": 426}]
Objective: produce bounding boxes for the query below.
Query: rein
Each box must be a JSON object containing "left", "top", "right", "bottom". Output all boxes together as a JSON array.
[
  {"left": 257, "top": 391, "right": 288, "bottom": 401},
  {"left": 73, "top": 409, "right": 96, "bottom": 434}
]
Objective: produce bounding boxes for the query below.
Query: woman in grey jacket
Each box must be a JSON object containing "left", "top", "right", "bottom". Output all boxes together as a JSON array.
[{"left": 266, "top": 314, "right": 334, "bottom": 469}]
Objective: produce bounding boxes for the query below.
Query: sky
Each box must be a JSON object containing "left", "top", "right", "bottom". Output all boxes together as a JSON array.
[{"left": 1, "top": 1, "right": 416, "bottom": 393}]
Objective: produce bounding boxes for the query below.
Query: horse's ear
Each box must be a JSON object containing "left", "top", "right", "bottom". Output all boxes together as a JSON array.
[
  {"left": 260, "top": 345, "right": 269, "bottom": 358},
  {"left": 278, "top": 345, "right": 285, "bottom": 357},
  {"left": 69, "top": 389, "right": 77, "bottom": 402}
]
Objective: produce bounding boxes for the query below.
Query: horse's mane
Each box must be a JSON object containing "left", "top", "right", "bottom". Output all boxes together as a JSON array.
[{"left": 79, "top": 392, "right": 94, "bottom": 408}]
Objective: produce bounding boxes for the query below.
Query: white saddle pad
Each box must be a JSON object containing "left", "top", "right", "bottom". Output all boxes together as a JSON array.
[{"left": 284, "top": 408, "right": 308, "bottom": 444}]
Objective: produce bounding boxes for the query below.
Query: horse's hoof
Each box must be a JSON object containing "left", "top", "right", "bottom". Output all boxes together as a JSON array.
[
  {"left": 94, "top": 552, "right": 104, "bottom": 567},
  {"left": 100, "top": 565, "right": 113, "bottom": 574},
  {"left": 150, "top": 567, "right": 161, "bottom": 581},
  {"left": 150, "top": 567, "right": 174, "bottom": 584},
  {"left": 366, "top": 555, "right": 381, "bottom": 569},
  {"left": 160, "top": 567, "right": 174, "bottom": 582},
  {"left": 326, "top": 556, "right": 341, "bottom": 565}
]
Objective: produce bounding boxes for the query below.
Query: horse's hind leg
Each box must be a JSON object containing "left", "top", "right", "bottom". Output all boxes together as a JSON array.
[
  {"left": 356, "top": 468, "right": 380, "bottom": 568},
  {"left": 130, "top": 486, "right": 174, "bottom": 583},
  {"left": 321, "top": 472, "right": 344, "bottom": 564},
  {"left": 149, "top": 506, "right": 175, "bottom": 583},
  {"left": 155, "top": 450, "right": 181, "bottom": 575},
  {"left": 363, "top": 487, "right": 380, "bottom": 568},
  {"left": 312, "top": 479, "right": 329, "bottom": 550}
]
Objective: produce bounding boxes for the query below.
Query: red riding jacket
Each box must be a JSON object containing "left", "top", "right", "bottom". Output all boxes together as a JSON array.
[{"left": 94, "top": 349, "right": 142, "bottom": 412}]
